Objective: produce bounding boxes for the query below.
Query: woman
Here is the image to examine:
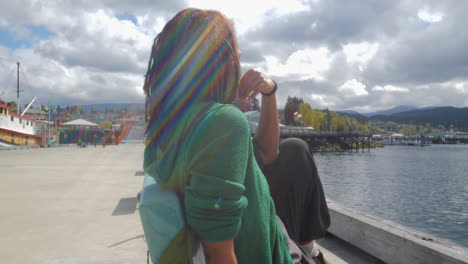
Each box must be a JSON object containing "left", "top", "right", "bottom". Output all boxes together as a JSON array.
[{"left": 143, "top": 8, "right": 329, "bottom": 264}]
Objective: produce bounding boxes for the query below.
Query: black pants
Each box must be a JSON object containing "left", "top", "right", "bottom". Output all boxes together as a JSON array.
[{"left": 263, "top": 138, "right": 330, "bottom": 244}]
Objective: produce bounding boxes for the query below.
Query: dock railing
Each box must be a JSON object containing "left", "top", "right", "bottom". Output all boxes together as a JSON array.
[
  {"left": 327, "top": 200, "right": 468, "bottom": 264},
  {"left": 280, "top": 129, "right": 373, "bottom": 137}
]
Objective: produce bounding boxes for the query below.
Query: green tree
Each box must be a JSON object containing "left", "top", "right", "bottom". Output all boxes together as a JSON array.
[
  {"left": 72, "top": 106, "right": 83, "bottom": 116},
  {"left": 425, "top": 123, "right": 432, "bottom": 134},
  {"left": 297, "top": 103, "right": 311, "bottom": 127},
  {"left": 417, "top": 125, "right": 425, "bottom": 135},
  {"left": 344, "top": 116, "right": 352, "bottom": 131},
  {"left": 313, "top": 110, "right": 326, "bottom": 131},
  {"left": 324, "top": 108, "right": 332, "bottom": 132},
  {"left": 352, "top": 119, "right": 369, "bottom": 132},
  {"left": 297, "top": 103, "right": 324, "bottom": 130},
  {"left": 296, "top": 103, "right": 370, "bottom": 132},
  {"left": 399, "top": 125, "right": 417, "bottom": 135},
  {"left": 297, "top": 103, "right": 309, "bottom": 126},
  {"left": 332, "top": 115, "right": 352, "bottom": 132},
  {"left": 284, "top": 96, "right": 304, "bottom": 125},
  {"left": 99, "top": 120, "right": 113, "bottom": 130},
  {"left": 7, "top": 101, "right": 17, "bottom": 111}
]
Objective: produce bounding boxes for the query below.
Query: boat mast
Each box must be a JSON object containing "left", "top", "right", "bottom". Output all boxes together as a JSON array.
[{"left": 17, "top": 62, "right": 20, "bottom": 115}]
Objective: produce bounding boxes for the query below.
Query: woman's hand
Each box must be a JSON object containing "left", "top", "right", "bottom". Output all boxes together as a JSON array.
[{"left": 237, "top": 69, "right": 275, "bottom": 101}]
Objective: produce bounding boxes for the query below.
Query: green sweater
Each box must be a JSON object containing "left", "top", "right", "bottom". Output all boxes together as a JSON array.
[{"left": 155, "top": 102, "right": 292, "bottom": 263}]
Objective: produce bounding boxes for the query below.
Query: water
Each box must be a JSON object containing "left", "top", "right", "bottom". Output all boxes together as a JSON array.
[{"left": 314, "top": 144, "right": 468, "bottom": 247}]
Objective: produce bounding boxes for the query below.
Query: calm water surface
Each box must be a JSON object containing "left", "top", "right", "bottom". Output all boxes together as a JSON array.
[{"left": 314, "top": 144, "right": 468, "bottom": 247}]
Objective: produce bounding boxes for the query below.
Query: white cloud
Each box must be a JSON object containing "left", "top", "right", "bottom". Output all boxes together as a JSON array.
[
  {"left": 85, "top": 10, "right": 152, "bottom": 50},
  {"left": 265, "top": 47, "right": 332, "bottom": 81},
  {"left": 338, "top": 79, "right": 368, "bottom": 96},
  {"left": 455, "top": 82, "right": 466, "bottom": 94},
  {"left": 417, "top": 9, "right": 444, "bottom": 23},
  {"left": 343, "top": 42, "right": 379, "bottom": 70},
  {"left": 34, "top": 10, "right": 152, "bottom": 74},
  {"left": 137, "top": 15, "right": 166, "bottom": 37},
  {"left": 309, "top": 94, "right": 336, "bottom": 108},
  {"left": 1, "top": 0, "right": 467, "bottom": 112},
  {"left": 1, "top": 47, "right": 145, "bottom": 105},
  {"left": 372, "top": 85, "right": 409, "bottom": 92},
  {"left": 187, "top": 0, "right": 309, "bottom": 34}
]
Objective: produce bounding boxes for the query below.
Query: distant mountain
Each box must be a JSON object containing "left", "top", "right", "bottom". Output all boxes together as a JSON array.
[
  {"left": 79, "top": 103, "right": 145, "bottom": 113},
  {"left": 370, "top": 107, "right": 468, "bottom": 131},
  {"left": 364, "top": 105, "right": 417, "bottom": 117},
  {"left": 337, "top": 110, "right": 361, "bottom": 115},
  {"left": 336, "top": 110, "right": 369, "bottom": 122},
  {"left": 419, "top": 106, "right": 446, "bottom": 110}
]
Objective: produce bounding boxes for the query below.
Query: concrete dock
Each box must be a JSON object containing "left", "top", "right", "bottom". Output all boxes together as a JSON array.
[
  {"left": 0, "top": 144, "right": 383, "bottom": 263},
  {"left": 0, "top": 145, "right": 147, "bottom": 263},
  {"left": 4, "top": 144, "right": 462, "bottom": 264}
]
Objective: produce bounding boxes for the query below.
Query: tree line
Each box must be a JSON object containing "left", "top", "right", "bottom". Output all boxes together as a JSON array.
[{"left": 283, "top": 96, "right": 372, "bottom": 132}]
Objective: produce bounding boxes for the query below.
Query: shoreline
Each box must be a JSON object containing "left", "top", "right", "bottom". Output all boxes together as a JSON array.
[{"left": 309, "top": 142, "right": 384, "bottom": 152}]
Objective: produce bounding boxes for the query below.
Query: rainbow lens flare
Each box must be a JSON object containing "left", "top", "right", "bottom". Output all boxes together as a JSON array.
[
  {"left": 143, "top": 9, "right": 238, "bottom": 182},
  {"left": 213, "top": 196, "right": 222, "bottom": 209}
]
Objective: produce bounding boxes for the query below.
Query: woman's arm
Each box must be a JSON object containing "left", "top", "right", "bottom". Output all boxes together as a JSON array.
[
  {"left": 185, "top": 106, "right": 250, "bottom": 264},
  {"left": 238, "top": 69, "right": 279, "bottom": 165},
  {"left": 202, "top": 239, "right": 238, "bottom": 264},
  {"left": 254, "top": 87, "right": 279, "bottom": 165}
]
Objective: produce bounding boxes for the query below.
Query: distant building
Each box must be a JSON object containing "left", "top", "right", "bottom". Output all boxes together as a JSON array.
[
  {"left": 391, "top": 133, "right": 405, "bottom": 138},
  {"left": 61, "top": 119, "right": 98, "bottom": 130},
  {"left": 23, "top": 108, "right": 48, "bottom": 121},
  {"left": 433, "top": 131, "right": 468, "bottom": 144}
]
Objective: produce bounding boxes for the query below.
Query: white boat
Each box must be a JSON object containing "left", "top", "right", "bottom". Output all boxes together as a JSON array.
[
  {"left": 0, "top": 103, "right": 42, "bottom": 147},
  {"left": 1, "top": 62, "right": 43, "bottom": 147}
]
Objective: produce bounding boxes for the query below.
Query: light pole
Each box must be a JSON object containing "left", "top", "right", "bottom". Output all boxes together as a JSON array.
[
  {"left": 48, "top": 104, "right": 50, "bottom": 145},
  {"left": 47, "top": 104, "right": 56, "bottom": 145}
]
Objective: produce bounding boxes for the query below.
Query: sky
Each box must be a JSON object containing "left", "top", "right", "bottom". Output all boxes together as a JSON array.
[{"left": 0, "top": 0, "right": 467, "bottom": 112}]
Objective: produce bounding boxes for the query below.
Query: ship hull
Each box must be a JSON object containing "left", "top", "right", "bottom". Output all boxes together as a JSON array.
[
  {"left": 0, "top": 138, "right": 17, "bottom": 147},
  {"left": 0, "top": 128, "right": 42, "bottom": 146}
]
